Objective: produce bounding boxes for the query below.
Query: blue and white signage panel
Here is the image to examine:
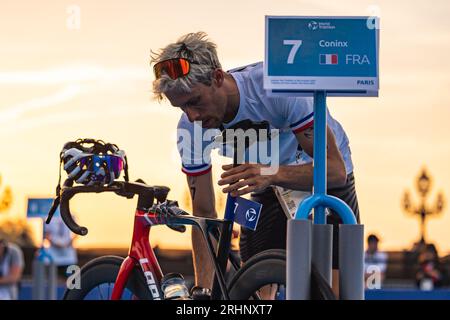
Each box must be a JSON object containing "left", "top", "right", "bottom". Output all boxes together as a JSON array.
[
  {"left": 27, "top": 198, "right": 58, "bottom": 218},
  {"left": 265, "top": 16, "right": 379, "bottom": 96},
  {"left": 234, "top": 197, "right": 262, "bottom": 231}
]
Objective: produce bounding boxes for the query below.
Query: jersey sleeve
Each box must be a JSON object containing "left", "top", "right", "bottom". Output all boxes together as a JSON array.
[
  {"left": 278, "top": 96, "right": 314, "bottom": 134},
  {"left": 177, "top": 114, "right": 213, "bottom": 176}
]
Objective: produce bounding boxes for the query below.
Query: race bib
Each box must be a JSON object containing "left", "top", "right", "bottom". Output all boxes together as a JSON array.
[{"left": 272, "top": 186, "right": 313, "bottom": 219}]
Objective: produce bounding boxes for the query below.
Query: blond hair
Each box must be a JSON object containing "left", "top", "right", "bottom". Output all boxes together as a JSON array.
[{"left": 151, "top": 32, "right": 222, "bottom": 100}]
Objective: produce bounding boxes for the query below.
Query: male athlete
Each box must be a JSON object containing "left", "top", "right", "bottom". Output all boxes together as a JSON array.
[{"left": 151, "top": 32, "right": 360, "bottom": 296}]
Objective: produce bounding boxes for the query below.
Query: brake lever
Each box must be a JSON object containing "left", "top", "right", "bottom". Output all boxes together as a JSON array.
[
  {"left": 165, "top": 200, "right": 187, "bottom": 233},
  {"left": 151, "top": 200, "right": 188, "bottom": 233}
]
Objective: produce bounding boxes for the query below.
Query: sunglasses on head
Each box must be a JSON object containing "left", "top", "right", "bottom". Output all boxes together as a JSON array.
[{"left": 153, "top": 58, "right": 198, "bottom": 80}]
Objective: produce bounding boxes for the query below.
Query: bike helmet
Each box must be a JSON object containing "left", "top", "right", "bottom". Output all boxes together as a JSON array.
[{"left": 59, "top": 138, "right": 129, "bottom": 186}]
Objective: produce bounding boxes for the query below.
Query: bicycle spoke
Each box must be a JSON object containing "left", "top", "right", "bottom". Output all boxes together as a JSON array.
[
  {"left": 97, "top": 284, "right": 106, "bottom": 300},
  {"left": 251, "top": 291, "right": 262, "bottom": 300},
  {"left": 83, "top": 282, "right": 139, "bottom": 300},
  {"left": 251, "top": 283, "right": 284, "bottom": 300}
]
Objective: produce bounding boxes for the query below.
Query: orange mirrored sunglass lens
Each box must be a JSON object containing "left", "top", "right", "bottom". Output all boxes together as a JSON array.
[
  {"left": 178, "top": 59, "right": 189, "bottom": 75},
  {"left": 154, "top": 58, "right": 190, "bottom": 80}
]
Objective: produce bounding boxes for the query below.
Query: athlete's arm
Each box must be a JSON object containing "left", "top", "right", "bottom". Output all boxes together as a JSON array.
[
  {"left": 218, "top": 125, "right": 347, "bottom": 196},
  {"left": 273, "top": 125, "right": 347, "bottom": 190},
  {"left": 187, "top": 170, "right": 217, "bottom": 218},
  {"left": 186, "top": 170, "right": 217, "bottom": 289}
]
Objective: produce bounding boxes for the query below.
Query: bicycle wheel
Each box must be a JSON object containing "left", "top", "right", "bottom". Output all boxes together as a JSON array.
[
  {"left": 63, "top": 256, "right": 153, "bottom": 300},
  {"left": 227, "top": 249, "right": 336, "bottom": 300}
]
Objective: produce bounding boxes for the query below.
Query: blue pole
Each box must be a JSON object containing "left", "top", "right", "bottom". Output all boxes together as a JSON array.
[
  {"left": 294, "top": 90, "right": 356, "bottom": 225},
  {"left": 313, "top": 91, "right": 327, "bottom": 225},
  {"left": 288, "top": 89, "right": 359, "bottom": 300}
]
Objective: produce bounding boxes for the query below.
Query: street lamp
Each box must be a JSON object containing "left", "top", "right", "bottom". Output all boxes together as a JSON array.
[
  {"left": 402, "top": 168, "right": 445, "bottom": 244},
  {"left": 417, "top": 170, "right": 431, "bottom": 198}
]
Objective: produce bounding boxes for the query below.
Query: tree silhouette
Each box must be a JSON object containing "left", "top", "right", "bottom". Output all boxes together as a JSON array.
[
  {"left": 0, "top": 173, "right": 34, "bottom": 247},
  {"left": 0, "top": 218, "right": 35, "bottom": 247},
  {"left": 0, "top": 174, "right": 13, "bottom": 213}
]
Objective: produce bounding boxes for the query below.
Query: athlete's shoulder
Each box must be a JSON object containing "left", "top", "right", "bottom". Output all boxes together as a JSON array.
[
  {"left": 227, "top": 61, "right": 262, "bottom": 74},
  {"left": 228, "top": 62, "right": 265, "bottom": 98}
]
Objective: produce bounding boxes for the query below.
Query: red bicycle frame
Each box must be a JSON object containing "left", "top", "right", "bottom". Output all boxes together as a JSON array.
[{"left": 111, "top": 209, "right": 163, "bottom": 300}]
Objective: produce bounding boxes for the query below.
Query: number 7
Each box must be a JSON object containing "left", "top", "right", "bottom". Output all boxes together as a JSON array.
[{"left": 283, "top": 40, "right": 302, "bottom": 64}]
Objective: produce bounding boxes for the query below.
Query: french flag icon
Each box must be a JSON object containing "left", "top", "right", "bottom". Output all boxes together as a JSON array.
[{"left": 320, "top": 54, "right": 338, "bottom": 65}]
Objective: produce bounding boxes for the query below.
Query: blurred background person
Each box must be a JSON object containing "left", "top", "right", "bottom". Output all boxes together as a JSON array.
[
  {"left": 416, "top": 244, "right": 448, "bottom": 290},
  {"left": 364, "top": 234, "right": 388, "bottom": 288},
  {"left": 43, "top": 214, "right": 78, "bottom": 273},
  {"left": 0, "top": 237, "right": 24, "bottom": 300}
]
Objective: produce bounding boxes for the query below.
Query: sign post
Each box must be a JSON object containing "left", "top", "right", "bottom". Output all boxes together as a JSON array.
[
  {"left": 27, "top": 198, "right": 58, "bottom": 300},
  {"left": 265, "top": 16, "right": 379, "bottom": 300}
]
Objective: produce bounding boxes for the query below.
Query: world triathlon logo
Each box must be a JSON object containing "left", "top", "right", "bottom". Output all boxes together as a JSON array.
[
  {"left": 308, "top": 21, "right": 319, "bottom": 30},
  {"left": 245, "top": 208, "right": 257, "bottom": 222}
]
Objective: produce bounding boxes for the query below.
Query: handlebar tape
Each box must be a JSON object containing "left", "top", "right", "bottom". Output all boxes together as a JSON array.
[
  {"left": 59, "top": 189, "right": 89, "bottom": 236},
  {"left": 45, "top": 197, "right": 60, "bottom": 225}
]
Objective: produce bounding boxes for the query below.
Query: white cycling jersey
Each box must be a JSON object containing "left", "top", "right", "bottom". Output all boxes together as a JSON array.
[{"left": 176, "top": 62, "right": 354, "bottom": 176}]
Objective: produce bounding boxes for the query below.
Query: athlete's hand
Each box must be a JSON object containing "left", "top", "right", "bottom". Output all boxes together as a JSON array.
[{"left": 218, "top": 163, "right": 275, "bottom": 197}]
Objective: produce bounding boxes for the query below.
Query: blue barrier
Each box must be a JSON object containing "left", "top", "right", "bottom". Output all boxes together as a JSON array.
[
  {"left": 365, "top": 289, "right": 450, "bottom": 300},
  {"left": 17, "top": 282, "right": 450, "bottom": 300},
  {"left": 19, "top": 283, "right": 65, "bottom": 300}
]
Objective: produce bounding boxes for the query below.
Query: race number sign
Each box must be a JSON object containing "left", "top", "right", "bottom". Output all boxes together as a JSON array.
[
  {"left": 233, "top": 197, "right": 262, "bottom": 231},
  {"left": 265, "top": 16, "right": 379, "bottom": 96}
]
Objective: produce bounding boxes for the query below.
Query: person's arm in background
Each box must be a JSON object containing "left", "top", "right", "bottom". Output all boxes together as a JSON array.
[
  {"left": 187, "top": 170, "right": 218, "bottom": 289},
  {"left": 0, "top": 245, "right": 24, "bottom": 285},
  {"left": 378, "top": 252, "right": 388, "bottom": 283},
  {"left": 44, "top": 219, "right": 74, "bottom": 248},
  {"left": 0, "top": 266, "right": 22, "bottom": 285},
  {"left": 415, "top": 268, "right": 425, "bottom": 287}
]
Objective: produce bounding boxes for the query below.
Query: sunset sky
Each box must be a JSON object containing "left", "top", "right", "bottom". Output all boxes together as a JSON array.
[{"left": 1, "top": 0, "right": 450, "bottom": 254}]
